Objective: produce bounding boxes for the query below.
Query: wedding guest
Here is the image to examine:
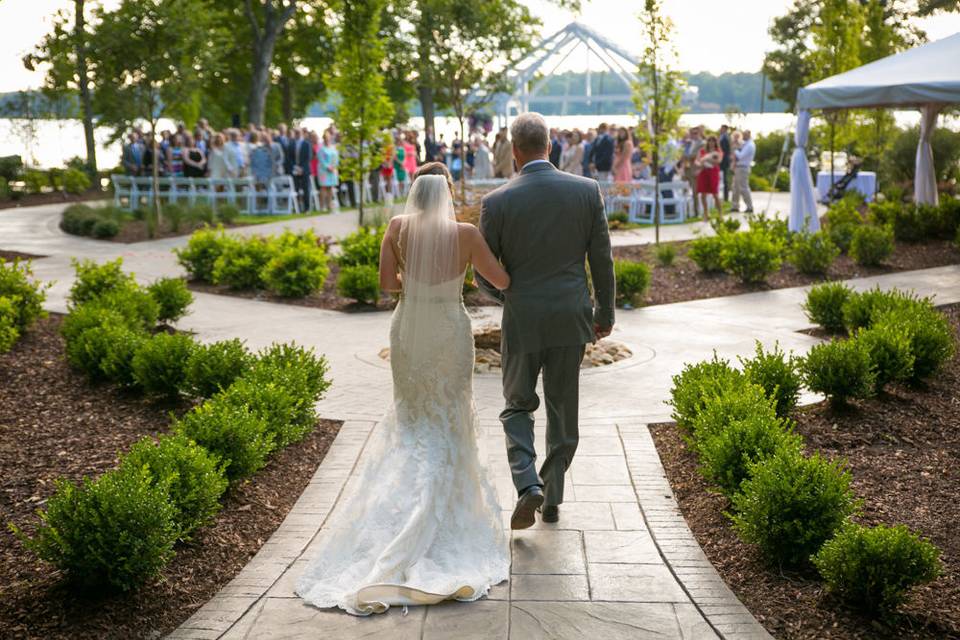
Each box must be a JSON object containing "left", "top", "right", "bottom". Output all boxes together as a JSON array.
[
  {"left": 318, "top": 130, "right": 339, "bottom": 211},
  {"left": 167, "top": 133, "right": 185, "bottom": 177},
  {"left": 142, "top": 133, "right": 159, "bottom": 176},
  {"left": 290, "top": 128, "right": 313, "bottom": 210},
  {"left": 581, "top": 129, "right": 596, "bottom": 178},
  {"left": 249, "top": 132, "right": 274, "bottom": 184},
  {"left": 590, "top": 123, "right": 614, "bottom": 181},
  {"left": 424, "top": 126, "right": 439, "bottom": 163},
  {"left": 493, "top": 128, "right": 513, "bottom": 178},
  {"left": 207, "top": 133, "right": 236, "bottom": 179},
  {"left": 473, "top": 136, "right": 493, "bottom": 180},
  {"left": 122, "top": 133, "right": 143, "bottom": 176},
  {"left": 276, "top": 123, "right": 290, "bottom": 150},
  {"left": 269, "top": 132, "right": 285, "bottom": 176},
  {"left": 696, "top": 136, "right": 723, "bottom": 219},
  {"left": 402, "top": 132, "right": 418, "bottom": 179},
  {"left": 731, "top": 129, "right": 755, "bottom": 213},
  {"left": 549, "top": 128, "right": 563, "bottom": 168},
  {"left": 719, "top": 124, "right": 732, "bottom": 202},
  {"left": 310, "top": 130, "right": 322, "bottom": 201},
  {"left": 682, "top": 126, "right": 704, "bottom": 216},
  {"left": 613, "top": 127, "right": 634, "bottom": 183},
  {"left": 227, "top": 129, "right": 248, "bottom": 176},
  {"left": 193, "top": 126, "right": 208, "bottom": 156},
  {"left": 381, "top": 138, "right": 396, "bottom": 195},
  {"left": 560, "top": 130, "right": 584, "bottom": 176},
  {"left": 182, "top": 133, "right": 206, "bottom": 178},
  {"left": 409, "top": 130, "right": 422, "bottom": 168},
  {"left": 393, "top": 133, "right": 407, "bottom": 193}
]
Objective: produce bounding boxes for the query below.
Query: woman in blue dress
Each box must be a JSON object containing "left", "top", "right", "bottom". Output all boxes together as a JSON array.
[{"left": 318, "top": 131, "right": 339, "bottom": 211}]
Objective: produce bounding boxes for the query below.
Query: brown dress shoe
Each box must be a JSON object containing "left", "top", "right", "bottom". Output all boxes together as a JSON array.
[{"left": 511, "top": 486, "right": 544, "bottom": 530}]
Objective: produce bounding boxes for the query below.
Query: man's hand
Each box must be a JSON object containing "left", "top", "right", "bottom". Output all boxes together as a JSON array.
[{"left": 594, "top": 324, "right": 613, "bottom": 341}]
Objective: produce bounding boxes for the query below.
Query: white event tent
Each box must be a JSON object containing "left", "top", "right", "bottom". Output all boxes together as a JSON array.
[{"left": 788, "top": 32, "right": 960, "bottom": 232}]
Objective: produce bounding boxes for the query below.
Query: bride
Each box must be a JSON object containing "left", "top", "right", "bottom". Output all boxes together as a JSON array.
[{"left": 296, "top": 163, "right": 512, "bottom": 616}]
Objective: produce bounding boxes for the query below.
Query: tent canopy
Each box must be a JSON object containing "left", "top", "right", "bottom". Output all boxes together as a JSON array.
[{"left": 797, "top": 32, "right": 960, "bottom": 111}]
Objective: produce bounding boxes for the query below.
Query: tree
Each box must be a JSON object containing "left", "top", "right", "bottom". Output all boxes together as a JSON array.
[
  {"left": 243, "top": 0, "right": 298, "bottom": 126},
  {"left": 762, "top": 0, "right": 817, "bottom": 111},
  {"left": 89, "top": 0, "right": 225, "bottom": 234},
  {"left": 24, "top": 0, "right": 98, "bottom": 176},
  {"left": 633, "top": 0, "right": 686, "bottom": 245},
  {"left": 917, "top": 0, "right": 960, "bottom": 13},
  {"left": 332, "top": 0, "right": 393, "bottom": 225}
]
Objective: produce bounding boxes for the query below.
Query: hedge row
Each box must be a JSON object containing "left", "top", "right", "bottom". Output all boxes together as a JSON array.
[
  {"left": 0, "top": 258, "right": 50, "bottom": 353},
  {"left": 12, "top": 258, "right": 332, "bottom": 592}
]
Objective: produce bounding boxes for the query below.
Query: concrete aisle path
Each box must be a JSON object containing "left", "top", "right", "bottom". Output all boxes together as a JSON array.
[{"left": 2, "top": 203, "right": 954, "bottom": 640}]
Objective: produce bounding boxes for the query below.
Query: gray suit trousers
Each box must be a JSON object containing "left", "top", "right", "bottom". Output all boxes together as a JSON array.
[{"left": 500, "top": 343, "right": 586, "bottom": 507}]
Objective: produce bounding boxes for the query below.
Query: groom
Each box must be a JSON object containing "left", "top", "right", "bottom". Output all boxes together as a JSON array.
[{"left": 477, "top": 112, "right": 616, "bottom": 529}]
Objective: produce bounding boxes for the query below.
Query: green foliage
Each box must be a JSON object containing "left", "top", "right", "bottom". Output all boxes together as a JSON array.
[
  {"left": 212, "top": 237, "right": 274, "bottom": 290},
  {"left": 803, "top": 281, "right": 853, "bottom": 333},
  {"left": 337, "top": 226, "right": 385, "bottom": 268},
  {"left": 841, "top": 287, "right": 931, "bottom": 332},
  {"left": 0, "top": 155, "right": 22, "bottom": 182},
  {"left": 337, "top": 264, "right": 380, "bottom": 304},
  {"left": 720, "top": 229, "right": 783, "bottom": 284},
  {"left": 120, "top": 434, "right": 227, "bottom": 538},
  {"left": 92, "top": 218, "right": 120, "bottom": 239},
  {"left": 147, "top": 277, "right": 193, "bottom": 323},
  {"left": 813, "top": 523, "right": 942, "bottom": 613},
  {"left": 613, "top": 260, "right": 651, "bottom": 307},
  {"left": 787, "top": 231, "right": 839, "bottom": 275},
  {"left": 131, "top": 332, "right": 197, "bottom": 398},
  {"left": 709, "top": 214, "right": 741, "bottom": 235},
  {"left": 262, "top": 245, "right": 330, "bottom": 298},
  {"left": 61, "top": 204, "right": 101, "bottom": 236},
  {"left": 65, "top": 323, "right": 120, "bottom": 379},
  {"left": 731, "top": 449, "right": 859, "bottom": 567},
  {"left": 0, "top": 258, "right": 48, "bottom": 334},
  {"left": 885, "top": 125, "right": 960, "bottom": 185},
  {"left": 68, "top": 258, "right": 136, "bottom": 307},
  {"left": 60, "top": 304, "right": 127, "bottom": 344},
  {"left": 0, "top": 177, "right": 9, "bottom": 200},
  {"left": 173, "top": 397, "right": 275, "bottom": 482},
  {"left": 185, "top": 339, "right": 253, "bottom": 398},
  {"left": 739, "top": 341, "right": 802, "bottom": 418},
  {"left": 824, "top": 200, "right": 863, "bottom": 253},
  {"left": 876, "top": 305, "right": 957, "bottom": 382},
  {"left": 856, "top": 323, "right": 915, "bottom": 391},
  {"left": 654, "top": 243, "right": 676, "bottom": 267},
  {"left": 800, "top": 337, "right": 876, "bottom": 405},
  {"left": 850, "top": 225, "right": 894, "bottom": 266},
  {"left": 63, "top": 168, "right": 92, "bottom": 194},
  {"left": 0, "top": 297, "right": 21, "bottom": 353},
  {"left": 174, "top": 226, "right": 229, "bottom": 282},
  {"left": 687, "top": 235, "right": 726, "bottom": 272},
  {"left": 214, "top": 203, "right": 240, "bottom": 224},
  {"left": 22, "top": 169, "right": 47, "bottom": 194},
  {"left": 89, "top": 285, "right": 160, "bottom": 331},
  {"left": 13, "top": 465, "right": 178, "bottom": 591},
  {"left": 668, "top": 354, "right": 743, "bottom": 431},
  {"left": 97, "top": 324, "right": 145, "bottom": 387},
  {"left": 689, "top": 382, "right": 776, "bottom": 444}
]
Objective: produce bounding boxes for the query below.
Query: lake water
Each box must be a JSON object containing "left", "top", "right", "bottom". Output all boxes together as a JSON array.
[{"left": 1, "top": 111, "right": 951, "bottom": 171}]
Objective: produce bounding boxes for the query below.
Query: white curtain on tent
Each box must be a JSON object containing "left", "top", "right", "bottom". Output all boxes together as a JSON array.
[
  {"left": 915, "top": 104, "right": 941, "bottom": 206},
  {"left": 788, "top": 110, "right": 820, "bottom": 233}
]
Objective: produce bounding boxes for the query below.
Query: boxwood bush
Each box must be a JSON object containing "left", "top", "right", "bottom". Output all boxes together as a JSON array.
[
  {"left": 824, "top": 200, "right": 863, "bottom": 253},
  {"left": 613, "top": 260, "right": 651, "bottom": 307},
  {"left": 856, "top": 323, "right": 915, "bottom": 391},
  {"left": 337, "top": 225, "right": 385, "bottom": 268},
  {"left": 147, "top": 277, "right": 193, "bottom": 323},
  {"left": 262, "top": 245, "right": 330, "bottom": 298},
  {"left": 668, "top": 354, "right": 744, "bottom": 431},
  {"left": 731, "top": 449, "right": 859, "bottom": 566},
  {"left": 0, "top": 258, "right": 48, "bottom": 348},
  {"left": 876, "top": 305, "right": 957, "bottom": 381},
  {"left": 174, "top": 225, "right": 230, "bottom": 282},
  {"left": 12, "top": 465, "right": 178, "bottom": 591},
  {"left": 849, "top": 225, "right": 894, "bottom": 266},
  {"left": 337, "top": 264, "right": 380, "bottom": 304},
  {"left": 63, "top": 167, "right": 91, "bottom": 194},
  {"left": 212, "top": 236, "right": 275, "bottom": 290},
  {"left": 68, "top": 258, "right": 137, "bottom": 307},
  {"left": 131, "top": 332, "right": 197, "bottom": 398},
  {"left": 803, "top": 281, "right": 853, "bottom": 333},
  {"left": 739, "top": 341, "right": 802, "bottom": 418},
  {"left": 841, "top": 287, "right": 931, "bottom": 332},
  {"left": 687, "top": 234, "right": 726, "bottom": 272},
  {"left": 690, "top": 382, "right": 776, "bottom": 445},
  {"left": 0, "top": 297, "right": 18, "bottom": 352},
  {"left": 720, "top": 229, "right": 783, "bottom": 284},
  {"left": 654, "top": 243, "right": 676, "bottom": 267},
  {"left": 800, "top": 337, "right": 876, "bottom": 406},
  {"left": 185, "top": 338, "right": 253, "bottom": 398},
  {"left": 787, "top": 231, "right": 839, "bottom": 275},
  {"left": 813, "top": 523, "right": 942, "bottom": 612},
  {"left": 97, "top": 324, "right": 146, "bottom": 387}
]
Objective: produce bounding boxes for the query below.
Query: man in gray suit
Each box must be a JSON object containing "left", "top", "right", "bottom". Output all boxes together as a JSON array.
[{"left": 477, "top": 112, "right": 616, "bottom": 529}]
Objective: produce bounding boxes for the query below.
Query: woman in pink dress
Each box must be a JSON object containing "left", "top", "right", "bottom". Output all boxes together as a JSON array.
[
  {"left": 695, "top": 136, "right": 723, "bottom": 220},
  {"left": 613, "top": 127, "right": 634, "bottom": 183}
]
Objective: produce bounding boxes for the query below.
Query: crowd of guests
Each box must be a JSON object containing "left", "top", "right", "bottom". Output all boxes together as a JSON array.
[{"left": 120, "top": 116, "right": 757, "bottom": 218}]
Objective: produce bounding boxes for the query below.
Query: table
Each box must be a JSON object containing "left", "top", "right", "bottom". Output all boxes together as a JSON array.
[{"left": 816, "top": 170, "right": 877, "bottom": 203}]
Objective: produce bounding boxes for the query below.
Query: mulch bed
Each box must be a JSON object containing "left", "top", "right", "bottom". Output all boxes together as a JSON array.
[
  {"left": 614, "top": 238, "right": 960, "bottom": 307},
  {"left": 0, "top": 314, "right": 342, "bottom": 639},
  {"left": 0, "top": 190, "right": 108, "bottom": 211},
  {"left": 650, "top": 303, "right": 960, "bottom": 640},
  {"left": 0, "top": 250, "right": 45, "bottom": 262}
]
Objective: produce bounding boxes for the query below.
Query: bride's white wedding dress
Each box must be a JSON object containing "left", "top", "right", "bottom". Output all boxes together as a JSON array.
[{"left": 296, "top": 176, "right": 510, "bottom": 616}]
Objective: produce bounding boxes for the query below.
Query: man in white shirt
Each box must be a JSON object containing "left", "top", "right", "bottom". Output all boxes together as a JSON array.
[{"left": 731, "top": 129, "right": 756, "bottom": 213}]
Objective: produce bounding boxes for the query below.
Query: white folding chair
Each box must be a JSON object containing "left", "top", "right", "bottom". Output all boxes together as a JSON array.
[
  {"left": 268, "top": 175, "right": 298, "bottom": 215},
  {"left": 133, "top": 177, "right": 155, "bottom": 209},
  {"left": 169, "top": 177, "right": 193, "bottom": 205},
  {"left": 658, "top": 181, "right": 689, "bottom": 224},
  {"left": 629, "top": 181, "right": 656, "bottom": 224},
  {"left": 112, "top": 175, "right": 134, "bottom": 209}
]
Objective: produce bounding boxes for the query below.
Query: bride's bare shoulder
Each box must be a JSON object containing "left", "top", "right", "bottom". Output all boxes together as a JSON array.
[{"left": 457, "top": 222, "right": 481, "bottom": 239}]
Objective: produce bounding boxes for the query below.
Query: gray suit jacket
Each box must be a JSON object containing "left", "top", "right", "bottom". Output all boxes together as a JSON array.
[{"left": 477, "top": 161, "right": 616, "bottom": 355}]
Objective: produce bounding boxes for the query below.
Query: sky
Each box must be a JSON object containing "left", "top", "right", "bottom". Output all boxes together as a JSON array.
[{"left": 1, "top": 0, "right": 960, "bottom": 93}]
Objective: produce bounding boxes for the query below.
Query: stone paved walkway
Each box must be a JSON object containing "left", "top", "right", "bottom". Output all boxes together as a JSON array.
[{"left": 2, "top": 202, "right": 954, "bottom": 640}]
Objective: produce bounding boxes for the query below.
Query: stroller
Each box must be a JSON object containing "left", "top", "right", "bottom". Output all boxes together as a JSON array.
[{"left": 824, "top": 157, "right": 862, "bottom": 203}]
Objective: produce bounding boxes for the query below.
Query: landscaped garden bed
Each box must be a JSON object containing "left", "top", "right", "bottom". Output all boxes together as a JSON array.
[
  {"left": 0, "top": 258, "right": 340, "bottom": 638},
  {"left": 650, "top": 289, "right": 959, "bottom": 639}
]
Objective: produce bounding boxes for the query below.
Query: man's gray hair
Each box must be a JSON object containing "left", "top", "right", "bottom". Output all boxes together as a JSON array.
[{"left": 510, "top": 112, "right": 550, "bottom": 156}]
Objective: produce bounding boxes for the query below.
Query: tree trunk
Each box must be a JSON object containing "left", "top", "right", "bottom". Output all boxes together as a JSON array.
[
  {"left": 419, "top": 85, "right": 435, "bottom": 140},
  {"left": 74, "top": 0, "right": 97, "bottom": 180},
  {"left": 280, "top": 74, "right": 293, "bottom": 123},
  {"left": 245, "top": 1, "right": 297, "bottom": 126},
  {"left": 358, "top": 107, "right": 365, "bottom": 226}
]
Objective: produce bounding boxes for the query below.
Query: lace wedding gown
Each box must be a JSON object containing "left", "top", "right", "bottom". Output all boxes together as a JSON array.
[{"left": 296, "top": 177, "right": 510, "bottom": 616}]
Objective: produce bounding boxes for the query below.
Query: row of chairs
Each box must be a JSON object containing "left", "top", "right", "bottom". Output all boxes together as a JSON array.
[
  {"left": 601, "top": 180, "right": 698, "bottom": 224},
  {"left": 111, "top": 175, "right": 302, "bottom": 215}
]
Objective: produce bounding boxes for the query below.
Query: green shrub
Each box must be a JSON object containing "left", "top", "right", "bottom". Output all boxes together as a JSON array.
[
  {"left": 131, "top": 332, "right": 197, "bottom": 398},
  {"left": 654, "top": 243, "right": 676, "bottom": 267},
  {"left": 668, "top": 354, "right": 743, "bottom": 431},
  {"left": 939, "top": 196, "right": 960, "bottom": 238},
  {"left": 337, "top": 264, "right": 380, "bottom": 304},
  {"left": 147, "top": 277, "right": 193, "bottom": 323},
  {"left": 92, "top": 218, "right": 120, "bottom": 239},
  {"left": 841, "top": 287, "right": 931, "bottom": 332},
  {"left": 164, "top": 203, "right": 186, "bottom": 233},
  {"left": 255, "top": 342, "right": 331, "bottom": 400},
  {"left": 174, "top": 226, "right": 230, "bottom": 282},
  {"left": 872, "top": 202, "right": 941, "bottom": 242},
  {"left": 215, "top": 203, "right": 241, "bottom": 224},
  {"left": 212, "top": 236, "right": 276, "bottom": 290},
  {"left": 0, "top": 258, "right": 48, "bottom": 332},
  {"left": 739, "top": 341, "right": 802, "bottom": 418},
  {"left": 720, "top": 229, "right": 783, "bottom": 284},
  {"left": 185, "top": 339, "right": 253, "bottom": 398},
  {"left": 803, "top": 281, "right": 853, "bottom": 333},
  {"left": 0, "top": 176, "right": 9, "bottom": 200},
  {"left": 698, "top": 409, "right": 803, "bottom": 497},
  {"left": 61, "top": 204, "right": 100, "bottom": 236},
  {"left": 850, "top": 225, "right": 894, "bottom": 266},
  {"left": 63, "top": 168, "right": 92, "bottom": 195},
  {"left": 856, "top": 323, "right": 915, "bottom": 391},
  {"left": 220, "top": 375, "right": 314, "bottom": 447},
  {"left": 709, "top": 214, "right": 741, "bottom": 235},
  {"left": 689, "top": 382, "right": 776, "bottom": 445},
  {"left": 22, "top": 169, "right": 46, "bottom": 194},
  {"left": 337, "top": 225, "right": 385, "bottom": 268},
  {"left": 173, "top": 398, "right": 275, "bottom": 482},
  {"left": 813, "top": 523, "right": 942, "bottom": 612},
  {"left": 787, "top": 231, "right": 839, "bottom": 275},
  {"left": 748, "top": 173, "right": 772, "bottom": 192},
  {"left": 68, "top": 258, "right": 137, "bottom": 307},
  {"left": 0, "top": 155, "right": 22, "bottom": 182},
  {"left": 824, "top": 200, "right": 863, "bottom": 253},
  {"left": 731, "top": 450, "right": 859, "bottom": 566},
  {"left": 687, "top": 235, "right": 726, "bottom": 272},
  {"left": 746, "top": 211, "right": 789, "bottom": 246},
  {"left": 97, "top": 324, "right": 146, "bottom": 386},
  {"left": 90, "top": 285, "right": 160, "bottom": 331},
  {"left": 613, "top": 260, "right": 651, "bottom": 307},
  {"left": 800, "top": 337, "right": 876, "bottom": 405},
  {"left": 0, "top": 297, "right": 20, "bottom": 352},
  {"left": 877, "top": 305, "right": 957, "bottom": 382},
  {"left": 607, "top": 210, "right": 628, "bottom": 227},
  {"left": 60, "top": 305, "right": 127, "bottom": 344},
  {"left": 261, "top": 246, "right": 330, "bottom": 297},
  {"left": 13, "top": 465, "right": 178, "bottom": 591},
  {"left": 185, "top": 203, "right": 215, "bottom": 226},
  {"left": 866, "top": 200, "right": 902, "bottom": 228},
  {"left": 65, "top": 323, "right": 119, "bottom": 378},
  {"left": 120, "top": 434, "right": 227, "bottom": 538}
]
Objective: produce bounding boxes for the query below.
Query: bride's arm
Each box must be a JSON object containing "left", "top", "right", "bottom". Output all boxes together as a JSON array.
[
  {"left": 379, "top": 217, "right": 403, "bottom": 292},
  {"left": 466, "top": 224, "right": 510, "bottom": 290}
]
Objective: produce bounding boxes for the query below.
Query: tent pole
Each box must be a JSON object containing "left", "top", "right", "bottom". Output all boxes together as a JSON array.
[
  {"left": 830, "top": 116, "right": 835, "bottom": 191},
  {"left": 875, "top": 109, "right": 881, "bottom": 198}
]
